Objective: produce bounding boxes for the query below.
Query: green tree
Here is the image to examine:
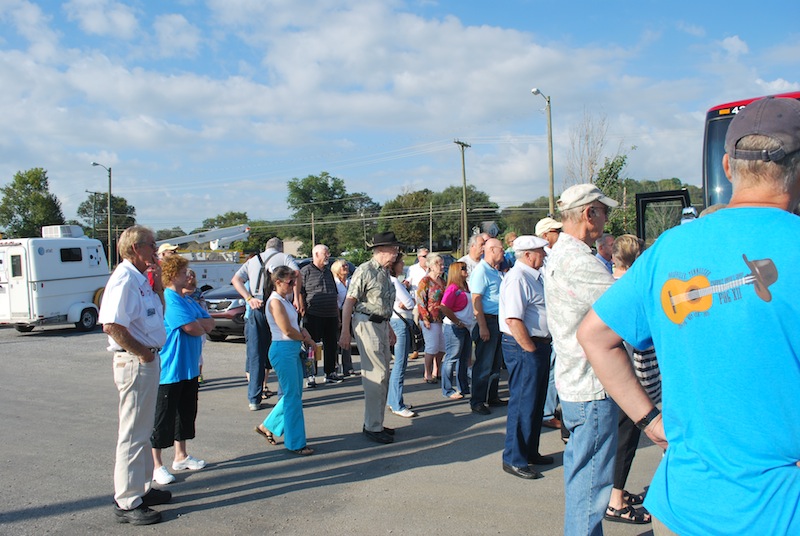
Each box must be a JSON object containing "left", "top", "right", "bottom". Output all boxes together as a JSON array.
[
  {"left": 0, "top": 168, "right": 65, "bottom": 237},
  {"left": 500, "top": 196, "right": 550, "bottom": 236},
  {"left": 287, "top": 172, "right": 379, "bottom": 255},
  {"left": 76, "top": 192, "right": 136, "bottom": 244},
  {"left": 432, "top": 185, "right": 497, "bottom": 251},
  {"left": 379, "top": 189, "right": 434, "bottom": 248},
  {"left": 200, "top": 211, "right": 248, "bottom": 230},
  {"left": 156, "top": 227, "right": 186, "bottom": 241}
]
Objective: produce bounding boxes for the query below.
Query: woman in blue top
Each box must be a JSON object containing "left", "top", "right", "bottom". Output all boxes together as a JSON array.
[
  {"left": 255, "top": 266, "right": 316, "bottom": 456},
  {"left": 151, "top": 255, "right": 215, "bottom": 486}
]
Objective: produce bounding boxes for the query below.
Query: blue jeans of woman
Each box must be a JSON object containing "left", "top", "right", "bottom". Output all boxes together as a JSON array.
[
  {"left": 388, "top": 316, "right": 411, "bottom": 411},
  {"left": 442, "top": 324, "right": 471, "bottom": 397},
  {"left": 263, "top": 340, "right": 307, "bottom": 451}
]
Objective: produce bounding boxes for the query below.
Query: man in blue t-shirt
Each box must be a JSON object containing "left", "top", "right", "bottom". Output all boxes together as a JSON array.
[
  {"left": 578, "top": 96, "right": 800, "bottom": 534},
  {"left": 468, "top": 237, "right": 506, "bottom": 415}
]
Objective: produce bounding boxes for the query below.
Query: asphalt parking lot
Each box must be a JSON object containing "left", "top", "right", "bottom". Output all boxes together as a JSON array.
[{"left": 0, "top": 325, "right": 658, "bottom": 535}]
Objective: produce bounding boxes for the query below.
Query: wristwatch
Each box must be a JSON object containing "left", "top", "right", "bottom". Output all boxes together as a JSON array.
[{"left": 635, "top": 407, "right": 660, "bottom": 431}]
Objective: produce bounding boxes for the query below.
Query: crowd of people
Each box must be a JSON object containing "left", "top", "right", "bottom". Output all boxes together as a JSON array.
[{"left": 102, "top": 96, "right": 800, "bottom": 533}]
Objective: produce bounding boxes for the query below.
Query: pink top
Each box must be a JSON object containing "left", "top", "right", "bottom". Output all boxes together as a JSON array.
[{"left": 442, "top": 284, "right": 469, "bottom": 312}]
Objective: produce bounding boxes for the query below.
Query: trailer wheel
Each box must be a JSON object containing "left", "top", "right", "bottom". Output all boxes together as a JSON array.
[
  {"left": 14, "top": 325, "right": 35, "bottom": 333},
  {"left": 76, "top": 308, "right": 99, "bottom": 332}
]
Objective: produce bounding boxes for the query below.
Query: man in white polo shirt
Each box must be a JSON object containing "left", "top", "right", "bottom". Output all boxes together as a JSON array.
[{"left": 100, "top": 225, "right": 170, "bottom": 525}]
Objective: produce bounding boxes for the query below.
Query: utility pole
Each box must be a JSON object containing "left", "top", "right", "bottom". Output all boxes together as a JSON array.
[
  {"left": 85, "top": 190, "right": 101, "bottom": 238},
  {"left": 454, "top": 139, "right": 471, "bottom": 256}
]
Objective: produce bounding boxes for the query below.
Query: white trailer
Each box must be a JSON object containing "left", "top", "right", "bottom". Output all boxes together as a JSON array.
[{"left": 0, "top": 225, "right": 109, "bottom": 333}]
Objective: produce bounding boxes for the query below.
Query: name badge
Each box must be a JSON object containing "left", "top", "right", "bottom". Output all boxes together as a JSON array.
[{"left": 147, "top": 308, "right": 156, "bottom": 317}]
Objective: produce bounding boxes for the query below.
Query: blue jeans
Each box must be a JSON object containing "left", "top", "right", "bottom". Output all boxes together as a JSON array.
[
  {"left": 442, "top": 324, "right": 471, "bottom": 397},
  {"left": 245, "top": 308, "right": 272, "bottom": 405},
  {"left": 470, "top": 315, "right": 503, "bottom": 407},
  {"left": 263, "top": 340, "right": 306, "bottom": 451},
  {"left": 501, "top": 334, "right": 551, "bottom": 468},
  {"left": 543, "top": 347, "right": 559, "bottom": 420},
  {"left": 388, "top": 317, "right": 411, "bottom": 411},
  {"left": 561, "top": 398, "right": 619, "bottom": 536}
]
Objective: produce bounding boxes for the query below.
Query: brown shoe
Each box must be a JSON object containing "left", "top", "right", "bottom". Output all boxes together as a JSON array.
[
  {"left": 409, "top": 351, "right": 419, "bottom": 360},
  {"left": 542, "top": 418, "right": 562, "bottom": 429}
]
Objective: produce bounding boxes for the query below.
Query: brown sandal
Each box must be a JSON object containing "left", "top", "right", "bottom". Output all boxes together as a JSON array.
[
  {"left": 255, "top": 426, "right": 277, "bottom": 446},
  {"left": 292, "top": 446, "right": 314, "bottom": 456}
]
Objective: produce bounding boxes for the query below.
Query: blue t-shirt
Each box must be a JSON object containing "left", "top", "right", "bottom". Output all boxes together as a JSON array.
[
  {"left": 161, "top": 288, "right": 211, "bottom": 384},
  {"left": 593, "top": 207, "right": 800, "bottom": 535},
  {"left": 469, "top": 259, "right": 502, "bottom": 315}
]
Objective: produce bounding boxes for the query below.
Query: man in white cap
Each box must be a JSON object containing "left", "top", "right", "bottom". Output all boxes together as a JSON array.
[
  {"left": 156, "top": 243, "right": 179, "bottom": 259},
  {"left": 579, "top": 96, "right": 800, "bottom": 534},
  {"left": 542, "top": 183, "right": 618, "bottom": 536},
  {"left": 499, "top": 235, "right": 553, "bottom": 480},
  {"left": 535, "top": 217, "right": 563, "bottom": 261},
  {"left": 534, "top": 216, "right": 564, "bottom": 431}
]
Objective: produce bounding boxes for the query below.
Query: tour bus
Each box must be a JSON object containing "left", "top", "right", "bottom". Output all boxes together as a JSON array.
[
  {"left": 637, "top": 91, "right": 800, "bottom": 241},
  {"left": 703, "top": 91, "right": 800, "bottom": 207},
  {"left": 0, "top": 225, "right": 110, "bottom": 332}
]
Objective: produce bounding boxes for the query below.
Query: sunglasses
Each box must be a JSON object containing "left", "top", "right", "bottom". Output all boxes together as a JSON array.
[{"left": 281, "top": 279, "right": 296, "bottom": 286}]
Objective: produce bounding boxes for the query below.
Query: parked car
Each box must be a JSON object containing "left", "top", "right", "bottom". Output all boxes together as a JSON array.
[
  {"left": 202, "top": 258, "right": 357, "bottom": 344},
  {"left": 203, "top": 284, "right": 246, "bottom": 342}
]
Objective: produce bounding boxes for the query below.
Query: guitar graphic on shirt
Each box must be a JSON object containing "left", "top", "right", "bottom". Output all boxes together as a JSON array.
[
  {"left": 660, "top": 275, "right": 755, "bottom": 324},
  {"left": 660, "top": 255, "right": 777, "bottom": 324}
]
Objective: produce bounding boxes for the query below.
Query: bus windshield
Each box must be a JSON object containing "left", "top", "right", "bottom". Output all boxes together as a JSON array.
[{"left": 703, "top": 115, "right": 733, "bottom": 207}]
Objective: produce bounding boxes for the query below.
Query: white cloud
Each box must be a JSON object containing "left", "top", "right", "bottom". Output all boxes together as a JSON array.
[
  {"left": 755, "top": 78, "right": 800, "bottom": 94},
  {"left": 677, "top": 21, "right": 705, "bottom": 38},
  {"left": 719, "top": 35, "right": 748, "bottom": 59},
  {"left": 153, "top": 13, "right": 201, "bottom": 58},
  {"left": 63, "top": 0, "right": 139, "bottom": 40}
]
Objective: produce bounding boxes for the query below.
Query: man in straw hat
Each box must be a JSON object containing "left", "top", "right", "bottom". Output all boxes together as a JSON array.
[
  {"left": 339, "top": 231, "right": 403, "bottom": 444},
  {"left": 579, "top": 96, "right": 800, "bottom": 534}
]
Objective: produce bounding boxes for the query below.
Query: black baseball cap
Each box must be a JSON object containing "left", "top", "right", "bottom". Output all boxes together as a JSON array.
[{"left": 725, "top": 96, "right": 800, "bottom": 162}]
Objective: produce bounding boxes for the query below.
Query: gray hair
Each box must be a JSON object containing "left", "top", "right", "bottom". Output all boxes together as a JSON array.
[
  {"left": 560, "top": 205, "right": 585, "bottom": 224},
  {"left": 312, "top": 244, "right": 329, "bottom": 256},
  {"left": 596, "top": 233, "right": 614, "bottom": 250},
  {"left": 265, "top": 237, "right": 283, "bottom": 251},
  {"left": 729, "top": 134, "right": 800, "bottom": 194},
  {"left": 117, "top": 225, "right": 154, "bottom": 261},
  {"left": 426, "top": 252, "right": 442, "bottom": 266}
]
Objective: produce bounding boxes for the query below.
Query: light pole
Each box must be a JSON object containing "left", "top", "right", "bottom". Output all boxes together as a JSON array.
[
  {"left": 91, "top": 162, "right": 113, "bottom": 269},
  {"left": 531, "top": 88, "right": 555, "bottom": 216},
  {"left": 454, "top": 139, "right": 470, "bottom": 256}
]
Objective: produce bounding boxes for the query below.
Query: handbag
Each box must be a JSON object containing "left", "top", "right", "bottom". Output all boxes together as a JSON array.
[{"left": 394, "top": 310, "right": 425, "bottom": 352}]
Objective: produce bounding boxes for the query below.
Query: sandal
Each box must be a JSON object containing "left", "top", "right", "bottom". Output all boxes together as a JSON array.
[
  {"left": 263, "top": 388, "right": 275, "bottom": 399},
  {"left": 604, "top": 505, "right": 651, "bottom": 525},
  {"left": 449, "top": 392, "right": 464, "bottom": 400},
  {"left": 254, "top": 426, "right": 277, "bottom": 446},
  {"left": 292, "top": 446, "right": 314, "bottom": 456},
  {"left": 622, "top": 490, "right": 646, "bottom": 506}
]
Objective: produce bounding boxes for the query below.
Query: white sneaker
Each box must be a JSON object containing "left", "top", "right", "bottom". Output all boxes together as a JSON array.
[
  {"left": 391, "top": 407, "right": 417, "bottom": 418},
  {"left": 153, "top": 465, "right": 176, "bottom": 485},
  {"left": 172, "top": 455, "right": 206, "bottom": 471}
]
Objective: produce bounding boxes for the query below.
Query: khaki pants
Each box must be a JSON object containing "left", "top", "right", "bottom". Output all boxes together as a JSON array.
[
  {"left": 352, "top": 314, "right": 391, "bottom": 432},
  {"left": 113, "top": 352, "right": 160, "bottom": 510}
]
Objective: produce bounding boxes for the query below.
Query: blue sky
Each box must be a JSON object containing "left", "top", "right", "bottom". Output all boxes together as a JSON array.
[{"left": 1, "top": 0, "right": 798, "bottom": 232}]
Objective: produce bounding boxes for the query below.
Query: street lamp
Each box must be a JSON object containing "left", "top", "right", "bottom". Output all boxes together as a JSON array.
[
  {"left": 91, "top": 162, "right": 113, "bottom": 269},
  {"left": 531, "top": 88, "right": 555, "bottom": 216}
]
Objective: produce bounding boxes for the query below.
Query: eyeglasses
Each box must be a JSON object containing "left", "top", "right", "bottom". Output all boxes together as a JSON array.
[
  {"left": 588, "top": 204, "right": 611, "bottom": 216},
  {"left": 461, "top": 267, "right": 468, "bottom": 272},
  {"left": 281, "top": 279, "right": 296, "bottom": 286}
]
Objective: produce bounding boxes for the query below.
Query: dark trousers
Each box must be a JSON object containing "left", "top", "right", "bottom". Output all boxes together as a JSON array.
[
  {"left": 470, "top": 314, "right": 503, "bottom": 407},
  {"left": 501, "top": 334, "right": 551, "bottom": 467},
  {"left": 303, "top": 313, "right": 339, "bottom": 376},
  {"left": 613, "top": 409, "right": 641, "bottom": 489}
]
